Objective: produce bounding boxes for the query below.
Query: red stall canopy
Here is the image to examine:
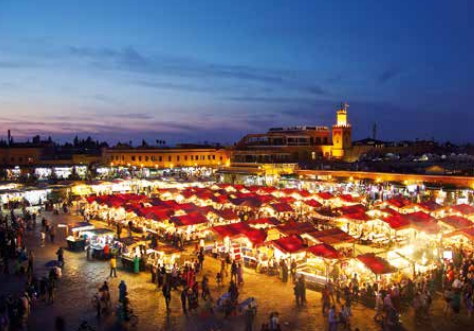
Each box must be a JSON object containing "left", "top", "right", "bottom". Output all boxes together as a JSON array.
[
  {"left": 338, "top": 194, "right": 359, "bottom": 203},
  {"left": 307, "top": 243, "right": 340, "bottom": 259},
  {"left": 271, "top": 234, "right": 306, "bottom": 254},
  {"left": 304, "top": 199, "right": 323, "bottom": 208},
  {"left": 212, "top": 222, "right": 267, "bottom": 245},
  {"left": 170, "top": 212, "right": 208, "bottom": 227},
  {"left": 451, "top": 204, "right": 474, "bottom": 216},
  {"left": 317, "top": 192, "right": 334, "bottom": 200},
  {"left": 357, "top": 254, "right": 397, "bottom": 275},
  {"left": 270, "top": 203, "right": 294, "bottom": 213},
  {"left": 439, "top": 216, "right": 473, "bottom": 230},
  {"left": 386, "top": 197, "right": 412, "bottom": 209},
  {"left": 277, "top": 222, "right": 316, "bottom": 236},
  {"left": 307, "top": 228, "right": 355, "bottom": 245},
  {"left": 212, "top": 195, "right": 230, "bottom": 204},
  {"left": 382, "top": 214, "right": 411, "bottom": 230},
  {"left": 247, "top": 217, "right": 280, "bottom": 226},
  {"left": 405, "top": 211, "right": 440, "bottom": 234},
  {"left": 417, "top": 201, "right": 442, "bottom": 213},
  {"left": 216, "top": 208, "right": 239, "bottom": 221}
]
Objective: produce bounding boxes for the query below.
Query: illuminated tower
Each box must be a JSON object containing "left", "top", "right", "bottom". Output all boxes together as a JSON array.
[{"left": 332, "top": 102, "right": 352, "bottom": 158}]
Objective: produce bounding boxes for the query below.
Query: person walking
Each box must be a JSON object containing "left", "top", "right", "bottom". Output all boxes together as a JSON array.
[
  {"left": 47, "top": 278, "right": 56, "bottom": 304},
  {"left": 116, "top": 223, "right": 122, "bottom": 240},
  {"left": 162, "top": 284, "right": 171, "bottom": 310},
  {"left": 328, "top": 305, "right": 338, "bottom": 331},
  {"left": 109, "top": 256, "right": 117, "bottom": 278},
  {"left": 299, "top": 276, "right": 307, "bottom": 306},
  {"left": 27, "top": 251, "right": 34, "bottom": 275},
  {"left": 198, "top": 251, "right": 205, "bottom": 271},
  {"left": 181, "top": 287, "right": 188, "bottom": 314},
  {"left": 294, "top": 280, "right": 301, "bottom": 307},
  {"left": 54, "top": 316, "right": 66, "bottom": 331},
  {"left": 85, "top": 244, "right": 91, "bottom": 261},
  {"left": 119, "top": 280, "right": 127, "bottom": 302},
  {"left": 49, "top": 225, "right": 56, "bottom": 243},
  {"left": 231, "top": 260, "right": 238, "bottom": 283},
  {"left": 237, "top": 263, "right": 244, "bottom": 286},
  {"left": 290, "top": 259, "right": 297, "bottom": 282},
  {"left": 56, "top": 247, "right": 64, "bottom": 267},
  {"left": 220, "top": 259, "right": 228, "bottom": 278},
  {"left": 244, "top": 301, "right": 257, "bottom": 331},
  {"left": 201, "top": 276, "right": 211, "bottom": 300},
  {"left": 269, "top": 312, "right": 279, "bottom": 331}
]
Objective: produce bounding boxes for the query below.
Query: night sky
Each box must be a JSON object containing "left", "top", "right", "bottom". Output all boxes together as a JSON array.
[{"left": 0, "top": 1, "right": 473, "bottom": 145}]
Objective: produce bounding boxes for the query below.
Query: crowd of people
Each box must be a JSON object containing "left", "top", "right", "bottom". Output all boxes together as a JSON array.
[
  {"left": 5, "top": 197, "right": 474, "bottom": 331},
  {"left": 0, "top": 204, "right": 65, "bottom": 330}
]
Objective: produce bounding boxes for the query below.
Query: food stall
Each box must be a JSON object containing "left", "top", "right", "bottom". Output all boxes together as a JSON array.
[
  {"left": 146, "top": 245, "right": 181, "bottom": 273},
  {"left": 443, "top": 227, "right": 474, "bottom": 257},
  {"left": 83, "top": 228, "right": 116, "bottom": 259},
  {"left": 269, "top": 234, "right": 307, "bottom": 271},
  {"left": 302, "top": 228, "right": 355, "bottom": 258},
  {"left": 63, "top": 222, "right": 95, "bottom": 251},
  {"left": 119, "top": 237, "right": 150, "bottom": 272},
  {"left": 169, "top": 212, "right": 211, "bottom": 242},
  {"left": 385, "top": 243, "right": 439, "bottom": 277},
  {"left": 297, "top": 243, "right": 341, "bottom": 289},
  {"left": 339, "top": 253, "right": 398, "bottom": 307},
  {"left": 211, "top": 222, "right": 268, "bottom": 268}
]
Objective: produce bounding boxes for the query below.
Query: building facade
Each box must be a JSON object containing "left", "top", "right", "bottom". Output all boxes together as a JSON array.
[
  {"left": 0, "top": 147, "right": 43, "bottom": 166},
  {"left": 232, "top": 104, "right": 352, "bottom": 165},
  {"left": 103, "top": 147, "right": 230, "bottom": 168}
]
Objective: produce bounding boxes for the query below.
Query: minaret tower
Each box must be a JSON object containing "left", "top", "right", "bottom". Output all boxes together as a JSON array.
[{"left": 332, "top": 102, "right": 352, "bottom": 158}]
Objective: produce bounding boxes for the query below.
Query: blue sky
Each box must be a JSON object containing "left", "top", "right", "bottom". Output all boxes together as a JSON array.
[{"left": 0, "top": 0, "right": 473, "bottom": 144}]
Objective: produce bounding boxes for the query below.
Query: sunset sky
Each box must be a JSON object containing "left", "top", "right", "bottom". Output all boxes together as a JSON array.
[{"left": 0, "top": 0, "right": 473, "bottom": 145}]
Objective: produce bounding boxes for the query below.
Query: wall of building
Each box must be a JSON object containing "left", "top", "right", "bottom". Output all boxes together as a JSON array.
[
  {"left": 0, "top": 148, "right": 43, "bottom": 166},
  {"left": 297, "top": 169, "right": 474, "bottom": 188},
  {"left": 103, "top": 148, "right": 230, "bottom": 168}
]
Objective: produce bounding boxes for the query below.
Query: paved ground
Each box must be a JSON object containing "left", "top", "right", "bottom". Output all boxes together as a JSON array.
[{"left": 1, "top": 209, "right": 474, "bottom": 331}]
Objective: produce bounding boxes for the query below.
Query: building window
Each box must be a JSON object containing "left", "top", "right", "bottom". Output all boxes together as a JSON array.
[
  {"left": 201, "top": 155, "right": 205, "bottom": 160},
  {"left": 131, "top": 156, "right": 136, "bottom": 161},
  {"left": 177, "top": 156, "right": 180, "bottom": 161},
  {"left": 184, "top": 155, "right": 188, "bottom": 161},
  {"left": 159, "top": 156, "right": 162, "bottom": 162},
  {"left": 11, "top": 157, "right": 14, "bottom": 162},
  {"left": 219, "top": 156, "right": 223, "bottom": 161},
  {"left": 138, "top": 156, "right": 142, "bottom": 161},
  {"left": 121, "top": 156, "right": 124, "bottom": 161},
  {"left": 151, "top": 156, "right": 155, "bottom": 161},
  {"left": 195, "top": 155, "right": 198, "bottom": 160},
  {"left": 212, "top": 155, "right": 216, "bottom": 160},
  {"left": 18, "top": 157, "right": 23, "bottom": 162},
  {"left": 207, "top": 155, "right": 211, "bottom": 160},
  {"left": 145, "top": 156, "right": 149, "bottom": 161},
  {"left": 168, "top": 156, "right": 172, "bottom": 162}
]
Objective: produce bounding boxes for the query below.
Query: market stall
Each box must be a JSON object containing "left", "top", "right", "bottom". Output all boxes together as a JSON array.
[
  {"left": 297, "top": 243, "right": 341, "bottom": 288},
  {"left": 211, "top": 222, "right": 267, "bottom": 267},
  {"left": 63, "top": 222, "right": 95, "bottom": 251},
  {"left": 83, "top": 228, "right": 116, "bottom": 259},
  {"left": 146, "top": 245, "right": 181, "bottom": 273},
  {"left": 116, "top": 237, "right": 150, "bottom": 272}
]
